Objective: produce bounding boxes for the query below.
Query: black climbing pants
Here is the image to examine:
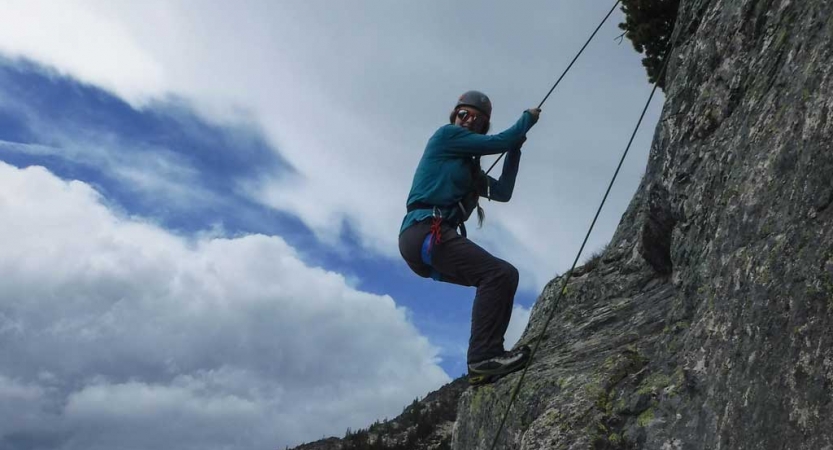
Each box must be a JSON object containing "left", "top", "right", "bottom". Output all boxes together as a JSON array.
[{"left": 399, "top": 219, "right": 519, "bottom": 365}]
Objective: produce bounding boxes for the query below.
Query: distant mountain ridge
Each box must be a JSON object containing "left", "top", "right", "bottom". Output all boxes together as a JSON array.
[{"left": 289, "top": 377, "right": 468, "bottom": 450}]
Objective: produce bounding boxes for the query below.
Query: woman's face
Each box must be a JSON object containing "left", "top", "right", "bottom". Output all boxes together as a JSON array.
[{"left": 454, "top": 106, "right": 488, "bottom": 133}]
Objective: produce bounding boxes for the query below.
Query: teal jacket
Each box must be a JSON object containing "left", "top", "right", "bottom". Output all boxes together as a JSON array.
[{"left": 400, "top": 111, "right": 537, "bottom": 234}]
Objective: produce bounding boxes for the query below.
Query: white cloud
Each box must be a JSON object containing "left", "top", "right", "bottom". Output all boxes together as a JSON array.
[
  {"left": 0, "top": 0, "right": 660, "bottom": 291},
  {"left": 0, "top": 0, "right": 166, "bottom": 104},
  {"left": 0, "top": 161, "right": 448, "bottom": 449},
  {"left": 0, "top": 375, "right": 45, "bottom": 402}
]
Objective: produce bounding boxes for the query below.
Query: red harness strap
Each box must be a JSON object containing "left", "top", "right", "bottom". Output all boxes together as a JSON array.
[{"left": 428, "top": 215, "right": 442, "bottom": 249}]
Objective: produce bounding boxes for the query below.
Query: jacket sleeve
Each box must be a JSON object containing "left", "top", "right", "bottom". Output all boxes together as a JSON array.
[
  {"left": 440, "top": 111, "right": 536, "bottom": 157},
  {"left": 479, "top": 141, "right": 523, "bottom": 202}
]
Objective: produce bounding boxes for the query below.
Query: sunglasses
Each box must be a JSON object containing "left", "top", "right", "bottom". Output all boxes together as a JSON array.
[{"left": 456, "top": 109, "right": 483, "bottom": 122}]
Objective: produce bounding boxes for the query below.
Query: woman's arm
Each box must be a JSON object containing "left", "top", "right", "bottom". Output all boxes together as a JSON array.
[
  {"left": 439, "top": 110, "right": 536, "bottom": 157},
  {"left": 479, "top": 142, "right": 522, "bottom": 202}
]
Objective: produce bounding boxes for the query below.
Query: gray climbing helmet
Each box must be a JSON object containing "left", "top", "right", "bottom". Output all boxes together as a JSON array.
[{"left": 455, "top": 90, "right": 492, "bottom": 118}]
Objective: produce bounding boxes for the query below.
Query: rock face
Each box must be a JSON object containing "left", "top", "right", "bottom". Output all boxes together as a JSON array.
[{"left": 453, "top": 0, "right": 833, "bottom": 449}]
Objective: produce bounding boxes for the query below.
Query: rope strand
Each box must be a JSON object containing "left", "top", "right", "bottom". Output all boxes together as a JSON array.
[{"left": 486, "top": 0, "right": 621, "bottom": 176}]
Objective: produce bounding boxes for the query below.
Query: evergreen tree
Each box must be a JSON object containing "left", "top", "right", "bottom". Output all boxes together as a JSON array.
[{"left": 618, "top": 0, "right": 680, "bottom": 90}]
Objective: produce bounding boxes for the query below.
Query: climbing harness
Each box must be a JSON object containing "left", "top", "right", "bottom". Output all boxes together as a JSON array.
[
  {"left": 406, "top": 202, "right": 468, "bottom": 237},
  {"left": 486, "top": 21, "right": 680, "bottom": 450}
]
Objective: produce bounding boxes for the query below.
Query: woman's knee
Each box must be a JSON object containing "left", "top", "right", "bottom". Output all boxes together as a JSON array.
[
  {"left": 504, "top": 262, "right": 519, "bottom": 287},
  {"left": 490, "top": 260, "right": 518, "bottom": 288}
]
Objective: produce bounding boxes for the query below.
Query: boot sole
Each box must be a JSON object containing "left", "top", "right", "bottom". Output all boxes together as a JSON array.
[
  {"left": 468, "top": 373, "right": 503, "bottom": 386},
  {"left": 468, "top": 361, "right": 530, "bottom": 386}
]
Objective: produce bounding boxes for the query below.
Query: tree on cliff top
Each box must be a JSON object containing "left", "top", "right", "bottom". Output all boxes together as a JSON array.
[{"left": 619, "top": 0, "right": 680, "bottom": 90}]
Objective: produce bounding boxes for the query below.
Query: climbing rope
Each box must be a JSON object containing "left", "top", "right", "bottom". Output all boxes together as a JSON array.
[
  {"left": 486, "top": 32, "right": 679, "bottom": 450},
  {"left": 485, "top": 0, "right": 622, "bottom": 176}
]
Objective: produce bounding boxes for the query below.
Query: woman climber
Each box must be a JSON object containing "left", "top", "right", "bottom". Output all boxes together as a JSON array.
[{"left": 398, "top": 90, "right": 541, "bottom": 385}]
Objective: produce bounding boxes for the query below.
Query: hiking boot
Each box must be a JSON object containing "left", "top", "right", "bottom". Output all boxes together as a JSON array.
[{"left": 467, "top": 345, "right": 531, "bottom": 386}]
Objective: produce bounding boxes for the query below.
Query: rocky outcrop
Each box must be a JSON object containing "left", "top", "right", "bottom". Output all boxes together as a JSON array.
[
  {"left": 453, "top": 0, "right": 833, "bottom": 448},
  {"left": 290, "top": 377, "right": 468, "bottom": 450}
]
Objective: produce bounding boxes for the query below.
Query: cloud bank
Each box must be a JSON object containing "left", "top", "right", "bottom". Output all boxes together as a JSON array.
[{"left": 0, "top": 161, "right": 448, "bottom": 449}]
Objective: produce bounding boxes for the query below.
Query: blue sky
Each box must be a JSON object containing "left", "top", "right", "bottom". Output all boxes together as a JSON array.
[
  {"left": 0, "top": 57, "right": 526, "bottom": 378},
  {"left": 0, "top": 2, "right": 661, "bottom": 449}
]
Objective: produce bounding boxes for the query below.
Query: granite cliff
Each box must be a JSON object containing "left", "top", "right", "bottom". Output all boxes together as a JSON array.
[{"left": 454, "top": 0, "right": 833, "bottom": 448}]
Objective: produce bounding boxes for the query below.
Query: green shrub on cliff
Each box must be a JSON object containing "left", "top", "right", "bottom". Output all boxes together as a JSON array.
[{"left": 618, "top": 0, "right": 680, "bottom": 89}]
